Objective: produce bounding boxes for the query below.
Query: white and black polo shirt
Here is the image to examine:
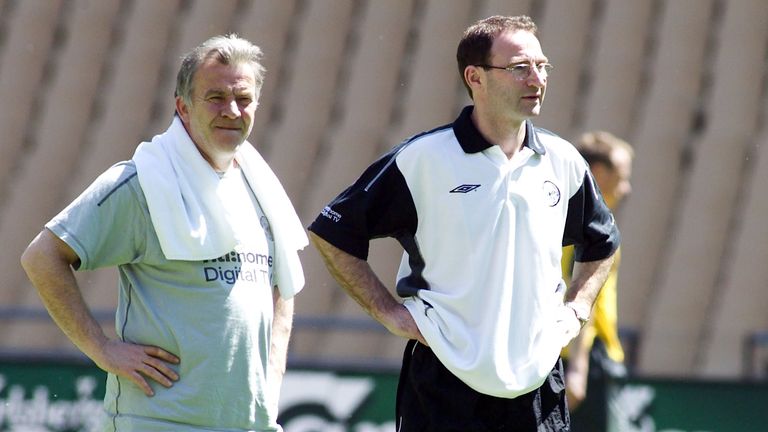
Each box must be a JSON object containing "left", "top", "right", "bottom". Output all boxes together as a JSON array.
[{"left": 309, "top": 105, "right": 619, "bottom": 398}]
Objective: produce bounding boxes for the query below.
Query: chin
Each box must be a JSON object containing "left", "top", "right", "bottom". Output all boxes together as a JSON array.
[
  {"left": 226, "top": 140, "right": 246, "bottom": 151},
  {"left": 216, "top": 132, "right": 246, "bottom": 144}
]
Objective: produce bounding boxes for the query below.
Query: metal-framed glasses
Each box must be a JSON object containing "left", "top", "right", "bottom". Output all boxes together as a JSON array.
[{"left": 476, "top": 62, "right": 554, "bottom": 80}]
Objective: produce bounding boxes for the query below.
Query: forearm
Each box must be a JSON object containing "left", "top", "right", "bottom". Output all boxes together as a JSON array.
[
  {"left": 23, "top": 231, "right": 180, "bottom": 396},
  {"left": 309, "top": 232, "right": 399, "bottom": 323},
  {"left": 565, "top": 326, "right": 592, "bottom": 408},
  {"left": 565, "top": 254, "right": 615, "bottom": 310},
  {"left": 566, "top": 328, "right": 592, "bottom": 373},
  {"left": 21, "top": 231, "right": 109, "bottom": 361},
  {"left": 270, "top": 290, "right": 293, "bottom": 385},
  {"left": 309, "top": 232, "right": 424, "bottom": 342}
]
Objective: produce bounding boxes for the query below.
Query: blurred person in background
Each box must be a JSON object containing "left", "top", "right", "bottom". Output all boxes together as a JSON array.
[
  {"left": 20, "top": 34, "right": 307, "bottom": 431},
  {"left": 307, "top": 15, "right": 619, "bottom": 431},
  {"left": 562, "top": 131, "right": 634, "bottom": 429}
]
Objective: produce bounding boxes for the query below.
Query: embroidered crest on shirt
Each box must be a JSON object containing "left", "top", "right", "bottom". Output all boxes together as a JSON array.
[{"left": 543, "top": 181, "right": 561, "bottom": 206}]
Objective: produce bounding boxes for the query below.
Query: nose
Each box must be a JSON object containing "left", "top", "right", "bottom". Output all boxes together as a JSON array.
[
  {"left": 221, "top": 99, "right": 241, "bottom": 119},
  {"left": 619, "top": 180, "right": 632, "bottom": 198},
  {"left": 527, "top": 69, "right": 547, "bottom": 87},
  {"left": 524, "top": 64, "right": 549, "bottom": 86}
]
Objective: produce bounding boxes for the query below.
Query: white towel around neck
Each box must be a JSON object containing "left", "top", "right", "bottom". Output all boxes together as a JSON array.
[{"left": 133, "top": 116, "right": 308, "bottom": 298}]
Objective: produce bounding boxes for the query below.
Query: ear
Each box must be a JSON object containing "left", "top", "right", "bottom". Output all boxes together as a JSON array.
[
  {"left": 464, "top": 65, "right": 484, "bottom": 93},
  {"left": 589, "top": 162, "right": 611, "bottom": 180},
  {"left": 175, "top": 96, "right": 190, "bottom": 124}
]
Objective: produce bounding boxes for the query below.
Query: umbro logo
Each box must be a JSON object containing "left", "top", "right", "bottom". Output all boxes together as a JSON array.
[{"left": 449, "top": 184, "right": 481, "bottom": 193}]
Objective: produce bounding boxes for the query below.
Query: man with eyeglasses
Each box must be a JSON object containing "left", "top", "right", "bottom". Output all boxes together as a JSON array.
[{"left": 308, "top": 15, "right": 618, "bottom": 431}]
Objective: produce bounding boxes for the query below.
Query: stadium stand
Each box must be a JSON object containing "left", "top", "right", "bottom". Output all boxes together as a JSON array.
[
  {"left": 1, "top": 0, "right": 767, "bottom": 379},
  {"left": 533, "top": 0, "right": 592, "bottom": 132},
  {"left": 617, "top": 0, "right": 713, "bottom": 338},
  {"left": 637, "top": 0, "right": 768, "bottom": 376}
]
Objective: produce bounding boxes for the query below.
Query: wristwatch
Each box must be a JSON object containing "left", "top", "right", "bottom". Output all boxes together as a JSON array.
[{"left": 565, "top": 302, "right": 590, "bottom": 328}]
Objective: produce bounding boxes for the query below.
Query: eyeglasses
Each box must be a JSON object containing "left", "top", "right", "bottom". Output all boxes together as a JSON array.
[{"left": 475, "top": 62, "right": 554, "bottom": 80}]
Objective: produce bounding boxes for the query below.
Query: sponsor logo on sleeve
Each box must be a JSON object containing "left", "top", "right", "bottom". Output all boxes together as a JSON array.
[{"left": 320, "top": 206, "right": 342, "bottom": 222}]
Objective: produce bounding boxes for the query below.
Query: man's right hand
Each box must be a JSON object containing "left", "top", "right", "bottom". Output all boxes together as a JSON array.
[
  {"left": 380, "top": 303, "right": 427, "bottom": 346},
  {"left": 309, "top": 232, "right": 428, "bottom": 346},
  {"left": 21, "top": 230, "right": 181, "bottom": 398},
  {"left": 94, "top": 339, "right": 180, "bottom": 397}
]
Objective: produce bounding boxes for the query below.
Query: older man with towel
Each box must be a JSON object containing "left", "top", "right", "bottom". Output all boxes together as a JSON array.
[{"left": 21, "top": 34, "right": 307, "bottom": 432}]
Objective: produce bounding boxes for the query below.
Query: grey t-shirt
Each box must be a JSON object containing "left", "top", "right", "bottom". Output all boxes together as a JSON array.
[{"left": 47, "top": 161, "right": 280, "bottom": 431}]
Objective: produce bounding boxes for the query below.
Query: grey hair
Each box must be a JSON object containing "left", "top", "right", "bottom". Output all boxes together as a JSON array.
[{"left": 175, "top": 34, "right": 266, "bottom": 104}]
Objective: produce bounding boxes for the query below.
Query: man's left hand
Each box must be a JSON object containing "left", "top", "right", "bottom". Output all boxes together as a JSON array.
[{"left": 557, "top": 304, "right": 583, "bottom": 346}]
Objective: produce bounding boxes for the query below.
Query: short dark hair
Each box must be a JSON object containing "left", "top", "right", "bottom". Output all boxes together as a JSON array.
[
  {"left": 175, "top": 34, "right": 266, "bottom": 105},
  {"left": 575, "top": 131, "right": 634, "bottom": 169},
  {"left": 456, "top": 15, "right": 538, "bottom": 99}
]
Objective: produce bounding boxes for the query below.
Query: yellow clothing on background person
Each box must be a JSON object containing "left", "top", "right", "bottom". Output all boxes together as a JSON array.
[{"left": 561, "top": 245, "right": 624, "bottom": 363}]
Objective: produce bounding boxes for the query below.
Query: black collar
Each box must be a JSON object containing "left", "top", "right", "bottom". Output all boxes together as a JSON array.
[{"left": 452, "top": 105, "right": 546, "bottom": 155}]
